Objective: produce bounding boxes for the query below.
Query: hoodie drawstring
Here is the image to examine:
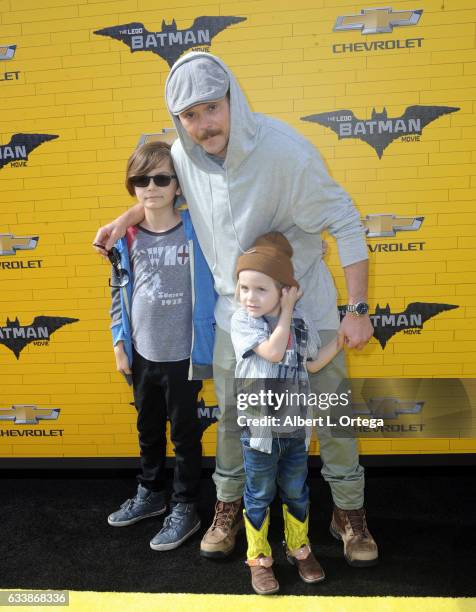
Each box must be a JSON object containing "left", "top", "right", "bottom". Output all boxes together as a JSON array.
[
  {"left": 209, "top": 173, "right": 218, "bottom": 274},
  {"left": 225, "top": 167, "right": 247, "bottom": 256}
]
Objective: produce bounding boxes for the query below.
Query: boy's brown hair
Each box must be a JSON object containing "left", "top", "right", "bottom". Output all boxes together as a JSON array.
[{"left": 125, "top": 141, "right": 176, "bottom": 196}]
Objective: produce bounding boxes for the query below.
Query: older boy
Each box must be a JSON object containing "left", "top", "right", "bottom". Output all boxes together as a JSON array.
[{"left": 107, "top": 141, "right": 216, "bottom": 551}]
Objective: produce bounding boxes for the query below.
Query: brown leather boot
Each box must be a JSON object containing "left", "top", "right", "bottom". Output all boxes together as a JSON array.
[
  {"left": 247, "top": 556, "right": 279, "bottom": 595},
  {"left": 200, "top": 499, "right": 243, "bottom": 558},
  {"left": 285, "top": 544, "right": 325, "bottom": 583},
  {"left": 330, "top": 505, "right": 378, "bottom": 567}
]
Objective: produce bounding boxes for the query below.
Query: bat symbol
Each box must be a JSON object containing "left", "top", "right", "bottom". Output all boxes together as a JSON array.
[
  {"left": 94, "top": 16, "right": 246, "bottom": 67},
  {"left": 301, "top": 106, "right": 459, "bottom": 158},
  {"left": 197, "top": 398, "right": 219, "bottom": 434},
  {"left": 339, "top": 302, "right": 458, "bottom": 348},
  {"left": 0, "top": 133, "right": 59, "bottom": 170},
  {"left": 0, "top": 316, "right": 79, "bottom": 359}
]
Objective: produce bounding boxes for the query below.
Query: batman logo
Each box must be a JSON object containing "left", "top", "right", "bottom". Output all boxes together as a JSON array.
[
  {"left": 197, "top": 398, "right": 219, "bottom": 434},
  {"left": 0, "top": 316, "right": 79, "bottom": 359},
  {"left": 338, "top": 302, "right": 459, "bottom": 348},
  {"left": 301, "top": 106, "right": 459, "bottom": 158},
  {"left": 94, "top": 16, "right": 246, "bottom": 67},
  {"left": 0, "top": 133, "right": 58, "bottom": 169}
]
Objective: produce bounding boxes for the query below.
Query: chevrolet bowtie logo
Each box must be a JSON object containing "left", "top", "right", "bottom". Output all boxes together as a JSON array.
[
  {"left": 0, "top": 405, "right": 60, "bottom": 425},
  {"left": 353, "top": 398, "right": 424, "bottom": 419},
  {"left": 334, "top": 7, "right": 423, "bottom": 35},
  {"left": 0, "top": 44, "right": 16, "bottom": 60},
  {"left": 362, "top": 215, "right": 424, "bottom": 238},
  {"left": 0, "top": 234, "right": 39, "bottom": 256},
  {"left": 138, "top": 128, "right": 177, "bottom": 147}
]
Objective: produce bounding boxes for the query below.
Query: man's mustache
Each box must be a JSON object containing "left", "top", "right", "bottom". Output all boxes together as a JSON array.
[{"left": 199, "top": 129, "right": 221, "bottom": 140}]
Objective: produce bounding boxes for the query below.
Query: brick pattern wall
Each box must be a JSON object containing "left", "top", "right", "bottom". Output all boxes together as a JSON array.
[{"left": 0, "top": 0, "right": 475, "bottom": 458}]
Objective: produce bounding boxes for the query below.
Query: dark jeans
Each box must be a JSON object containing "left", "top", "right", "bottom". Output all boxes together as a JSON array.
[
  {"left": 132, "top": 348, "right": 203, "bottom": 504},
  {"left": 241, "top": 431, "right": 309, "bottom": 529}
]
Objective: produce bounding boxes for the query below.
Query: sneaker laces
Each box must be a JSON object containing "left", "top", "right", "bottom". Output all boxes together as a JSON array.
[
  {"left": 346, "top": 509, "right": 368, "bottom": 537},
  {"left": 211, "top": 501, "right": 239, "bottom": 530},
  {"left": 120, "top": 496, "right": 138, "bottom": 511},
  {"left": 120, "top": 488, "right": 150, "bottom": 511},
  {"left": 163, "top": 504, "right": 192, "bottom": 528},
  {"left": 163, "top": 514, "right": 179, "bottom": 529}
]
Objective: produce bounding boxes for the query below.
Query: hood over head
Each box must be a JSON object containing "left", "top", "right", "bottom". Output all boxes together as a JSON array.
[
  {"left": 165, "top": 52, "right": 260, "bottom": 172},
  {"left": 167, "top": 55, "right": 230, "bottom": 114}
]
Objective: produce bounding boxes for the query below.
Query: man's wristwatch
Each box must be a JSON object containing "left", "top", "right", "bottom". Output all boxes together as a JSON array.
[{"left": 344, "top": 302, "right": 369, "bottom": 316}]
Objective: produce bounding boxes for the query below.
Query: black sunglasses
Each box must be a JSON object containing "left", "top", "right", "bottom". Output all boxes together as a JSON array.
[
  {"left": 108, "top": 247, "right": 130, "bottom": 288},
  {"left": 130, "top": 173, "right": 177, "bottom": 188},
  {"left": 94, "top": 244, "right": 130, "bottom": 288}
]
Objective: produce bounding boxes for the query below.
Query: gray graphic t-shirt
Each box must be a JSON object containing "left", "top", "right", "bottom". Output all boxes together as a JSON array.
[{"left": 111, "top": 222, "right": 192, "bottom": 362}]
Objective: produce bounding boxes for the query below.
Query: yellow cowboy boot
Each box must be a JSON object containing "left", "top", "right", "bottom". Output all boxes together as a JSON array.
[
  {"left": 244, "top": 509, "right": 279, "bottom": 595},
  {"left": 283, "top": 504, "right": 325, "bottom": 584}
]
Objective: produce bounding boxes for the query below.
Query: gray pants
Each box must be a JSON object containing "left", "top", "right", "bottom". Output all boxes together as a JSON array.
[{"left": 212, "top": 327, "right": 365, "bottom": 509}]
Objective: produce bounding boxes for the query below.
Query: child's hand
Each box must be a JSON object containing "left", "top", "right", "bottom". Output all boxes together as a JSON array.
[
  {"left": 114, "top": 343, "right": 132, "bottom": 375},
  {"left": 280, "top": 286, "right": 303, "bottom": 312}
]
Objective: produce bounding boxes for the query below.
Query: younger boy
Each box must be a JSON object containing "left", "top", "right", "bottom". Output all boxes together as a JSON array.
[
  {"left": 231, "top": 232, "right": 342, "bottom": 594},
  {"left": 107, "top": 141, "right": 216, "bottom": 551}
]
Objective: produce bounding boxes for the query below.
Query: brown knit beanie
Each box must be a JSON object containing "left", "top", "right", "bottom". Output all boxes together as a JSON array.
[{"left": 236, "top": 232, "right": 299, "bottom": 289}]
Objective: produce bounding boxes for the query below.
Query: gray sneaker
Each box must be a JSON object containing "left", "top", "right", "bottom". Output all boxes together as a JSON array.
[
  {"left": 107, "top": 484, "right": 167, "bottom": 527},
  {"left": 150, "top": 503, "right": 201, "bottom": 551}
]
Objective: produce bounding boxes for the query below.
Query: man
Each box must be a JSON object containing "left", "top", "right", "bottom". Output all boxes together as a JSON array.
[{"left": 94, "top": 52, "right": 378, "bottom": 567}]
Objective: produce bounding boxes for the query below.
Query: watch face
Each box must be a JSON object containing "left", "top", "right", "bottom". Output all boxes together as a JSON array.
[{"left": 356, "top": 302, "right": 369, "bottom": 315}]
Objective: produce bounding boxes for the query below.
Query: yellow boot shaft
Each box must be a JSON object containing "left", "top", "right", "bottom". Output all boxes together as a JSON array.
[
  {"left": 283, "top": 504, "right": 310, "bottom": 554},
  {"left": 243, "top": 509, "right": 272, "bottom": 560}
]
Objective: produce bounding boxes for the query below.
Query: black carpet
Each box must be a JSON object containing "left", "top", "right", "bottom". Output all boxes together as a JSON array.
[{"left": 2, "top": 467, "right": 475, "bottom": 596}]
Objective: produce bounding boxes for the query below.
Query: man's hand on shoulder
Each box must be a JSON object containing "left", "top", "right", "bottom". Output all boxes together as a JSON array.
[
  {"left": 338, "top": 313, "right": 373, "bottom": 350},
  {"left": 93, "top": 221, "right": 126, "bottom": 257},
  {"left": 92, "top": 202, "right": 145, "bottom": 256}
]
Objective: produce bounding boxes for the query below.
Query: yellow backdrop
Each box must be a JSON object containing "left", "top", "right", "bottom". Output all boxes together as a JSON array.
[{"left": 0, "top": 0, "right": 475, "bottom": 460}]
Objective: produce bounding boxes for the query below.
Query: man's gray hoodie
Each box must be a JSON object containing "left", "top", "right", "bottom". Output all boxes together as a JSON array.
[{"left": 165, "top": 52, "right": 368, "bottom": 333}]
